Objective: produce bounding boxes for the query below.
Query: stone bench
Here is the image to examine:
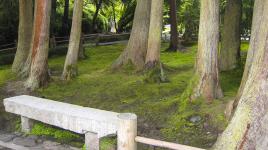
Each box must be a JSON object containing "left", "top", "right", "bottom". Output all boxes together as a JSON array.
[{"left": 3, "top": 95, "right": 136, "bottom": 150}]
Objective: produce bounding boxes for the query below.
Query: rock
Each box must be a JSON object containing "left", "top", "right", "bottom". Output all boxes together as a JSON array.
[
  {"left": 13, "top": 136, "right": 37, "bottom": 147},
  {"left": 0, "top": 146, "right": 11, "bottom": 150},
  {"left": 0, "top": 133, "right": 17, "bottom": 142},
  {"left": 190, "top": 115, "right": 202, "bottom": 123},
  {"left": 14, "top": 132, "right": 23, "bottom": 137},
  {"left": 43, "top": 141, "right": 61, "bottom": 149},
  {"left": 42, "top": 141, "right": 80, "bottom": 150}
]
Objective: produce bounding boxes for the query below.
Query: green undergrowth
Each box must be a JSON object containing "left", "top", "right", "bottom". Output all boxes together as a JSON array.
[
  {"left": 30, "top": 123, "right": 116, "bottom": 149},
  {"left": 0, "top": 42, "right": 249, "bottom": 149},
  {"left": 0, "top": 65, "right": 15, "bottom": 87}
]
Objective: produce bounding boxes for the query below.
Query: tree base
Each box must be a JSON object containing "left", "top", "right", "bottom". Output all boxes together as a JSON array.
[
  {"left": 62, "top": 64, "right": 78, "bottom": 81},
  {"left": 143, "top": 61, "right": 168, "bottom": 83}
]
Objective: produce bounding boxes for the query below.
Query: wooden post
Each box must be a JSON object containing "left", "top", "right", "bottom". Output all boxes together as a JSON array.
[
  {"left": 21, "top": 116, "right": 33, "bottom": 133},
  {"left": 50, "top": 36, "right": 56, "bottom": 49},
  {"left": 78, "top": 33, "right": 86, "bottom": 59},
  {"left": 117, "top": 113, "right": 137, "bottom": 150},
  {"left": 85, "top": 132, "right": 99, "bottom": 150},
  {"left": 95, "top": 34, "right": 100, "bottom": 46}
]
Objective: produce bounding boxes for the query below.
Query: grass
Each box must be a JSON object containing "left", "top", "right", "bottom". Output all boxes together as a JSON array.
[{"left": 0, "top": 42, "right": 249, "bottom": 149}]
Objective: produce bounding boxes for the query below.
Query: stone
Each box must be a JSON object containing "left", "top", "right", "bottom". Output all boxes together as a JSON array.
[
  {"left": 85, "top": 132, "right": 99, "bottom": 150},
  {"left": 189, "top": 115, "right": 202, "bottom": 123},
  {"left": 4, "top": 95, "right": 119, "bottom": 138},
  {"left": 13, "top": 136, "right": 37, "bottom": 147},
  {"left": 42, "top": 141, "right": 61, "bottom": 149},
  {"left": 0, "top": 146, "right": 11, "bottom": 150},
  {"left": 0, "top": 134, "right": 16, "bottom": 142},
  {"left": 21, "top": 116, "right": 34, "bottom": 133}
]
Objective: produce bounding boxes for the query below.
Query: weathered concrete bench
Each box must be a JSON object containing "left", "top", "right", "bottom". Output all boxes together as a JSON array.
[{"left": 4, "top": 95, "right": 136, "bottom": 150}]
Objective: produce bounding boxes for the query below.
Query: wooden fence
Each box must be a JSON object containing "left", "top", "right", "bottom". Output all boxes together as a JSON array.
[
  {"left": 0, "top": 33, "right": 130, "bottom": 55},
  {"left": 0, "top": 33, "right": 250, "bottom": 55}
]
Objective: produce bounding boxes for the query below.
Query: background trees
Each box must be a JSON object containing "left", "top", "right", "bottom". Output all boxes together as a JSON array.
[
  {"left": 145, "top": 0, "right": 164, "bottom": 69},
  {"left": 219, "top": 0, "right": 242, "bottom": 71},
  {"left": 25, "top": 0, "right": 52, "bottom": 90},
  {"left": 12, "top": 0, "right": 33, "bottom": 73},
  {"left": 214, "top": 0, "right": 268, "bottom": 148},
  {"left": 112, "top": 0, "right": 151, "bottom": 70},
  {"left": 191, "top": 0, "right": 223, "bottom": 102},
  {"left": 62, "top": 0, "right": 84, "bottom": 80}
]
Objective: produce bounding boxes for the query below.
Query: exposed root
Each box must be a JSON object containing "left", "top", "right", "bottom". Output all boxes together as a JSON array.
[{"left": 143, "top": 61, "right": 168, "bottom": 83}]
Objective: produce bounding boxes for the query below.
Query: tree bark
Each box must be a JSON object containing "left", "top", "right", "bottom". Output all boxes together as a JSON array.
[
  {"left": 62, "top": 0, "right": 83, "bottom": 80},
  {"left": 213, "top": 1, "right": 268, "bottom": 149},
  {"left": 233, "top": 0, "right": 264, "bottom": 109},
  {"left": 145, "top": 0, "right": 163, "bottom": 69},
  {"left": 12, "top": 0, "right": 33, "bottom": 74},
  {"left": 78, "top": 33, "right": 86, "bottom": 60},
  {"left": 91, "top": 0, "right": 102, "bottom": 33},
  {"left": 112, "top": 0, "right": 151, "bottom": 71},
  {"left": 167, "top": 0, "right": 179, "bottom": 52},
  {"left": 192, "top": 0, "right": 223, "bottom": 102},
  {"left": 219, "top": 0, "right": 242, "bottom": 71},
  {"left": 25, "top": 0, "right": 51, "bottom": 90},
  {"left": 61, "top": 0, "right": 69, "bottom": 35},
  {"left": 50, "top": 0, "right": 57, "bottom": 35}
]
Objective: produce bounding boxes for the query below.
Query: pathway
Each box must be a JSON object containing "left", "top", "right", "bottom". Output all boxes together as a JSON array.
[{"left": 0, "top": 131, "right": 80, "bottom": 150}]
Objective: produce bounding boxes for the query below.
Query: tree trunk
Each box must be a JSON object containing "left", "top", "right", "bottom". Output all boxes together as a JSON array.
[
  {"left": 233, "top": 0, "right": 264, "bottom": 109},
  {"left": 167, "top": 0, "right": 179, "bottom": 52},
  {"left": 50, "top": 0, "right": 57, "bottom": 35},
  {"left": 12, "top": 0, "right": 33, "bottom": 74},
  {"left": 145, "top": 0, "right": 163, "bottom": 69},
  {"left": 25, "top": 0, "right": 51, "bottom": 90},
  {"left": 112, "top": 0, "right": 151, "bottom": 71},
  {"left": 78, "top": 33, "right": 86, "bottom": 60},
  {"left": 192, "top": 0, "right": 223, "bottom": 102},
  {"left": 219, "top": 0, "right": 242, "bottom": 71},
  {"left": 91, "top": 0, "right": 102, "bottom": 33},
  {"left": 213, "top": 1, "right": 268, "bottom": 149},
  {"left": 62, "top": 0, "right": 83, "bottom": 80},
  {"left": 61, "top": 0, "right": 69, "bottom": 35}
]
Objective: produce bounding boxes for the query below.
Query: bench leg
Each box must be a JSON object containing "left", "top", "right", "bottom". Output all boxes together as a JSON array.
[
  {"left": 85, "top": 132, "right": 99, "bottom": 150},
  {"left": 21, "top": 116, "right": 33, "bottom": 133}
]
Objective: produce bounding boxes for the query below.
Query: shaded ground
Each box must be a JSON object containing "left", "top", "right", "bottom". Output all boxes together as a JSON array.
[{"left": 0, "top": 42, "right": 249, "bottom": 149}]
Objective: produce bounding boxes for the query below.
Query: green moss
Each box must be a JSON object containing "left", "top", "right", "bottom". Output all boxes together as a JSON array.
[
  {"left": 31, "top": 123, "right": 81, "bottom": 143},
  {"left": 0, "top": 65, "right": 15, "bottom": 87},
  {"left": 0, "top": 42, "right": 250, "bottom": 149}
]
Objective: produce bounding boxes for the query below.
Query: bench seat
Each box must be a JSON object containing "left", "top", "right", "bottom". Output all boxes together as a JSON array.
[{"left": 4, "top": 95, "right": 119, "bottom": 138}]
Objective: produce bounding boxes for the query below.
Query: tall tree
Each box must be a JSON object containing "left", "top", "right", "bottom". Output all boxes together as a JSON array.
[
  {"left": 145, "top": 0, "right": 163, "bottom": 69},
  {"left": 50, "top": 0, "right": 57, "bottom": 35},
  {"left": 25, "top": 0, "right": 52, "bottom": 90},
  {"left": 117, "top": 0, "right": 136, "bottom": 33},
  {"left": 167, "top": 0, "right": 179, "bottom": 52},
  {"left": 233, "top": 0, "right": 263, "bottom": 110},
  {"left": 12, "top": 0, "right": 33, "bottom": 73},
  {"left": 62, "top": 0, "right": 83, "bottom": 80},
  {"left": 219, "top": 0, "right": 242, "bottom": 71},
  {"left": 91, "top": 0, "right": 103, "bottom": 33},
  {"left": 213, "top": 1, "right": 268, "bottom": 149},
  {"left": 61, "top": 0, "right": 69, "bottom": 35},
  {"left": 191, "top": 0, "right": 223, "bottom": 102},
  {"left": 112, "top": 0, "right": 151, "bottom": 70}
]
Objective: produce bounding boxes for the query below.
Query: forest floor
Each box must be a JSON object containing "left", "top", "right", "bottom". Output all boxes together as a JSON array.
[{"left": 0, "top": 42, "right": 249, "bottom": 149}]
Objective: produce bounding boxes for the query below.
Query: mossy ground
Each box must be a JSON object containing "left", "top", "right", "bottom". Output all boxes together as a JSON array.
[{"left": 0, "top": 42, "right": 249, "bottom": 149}]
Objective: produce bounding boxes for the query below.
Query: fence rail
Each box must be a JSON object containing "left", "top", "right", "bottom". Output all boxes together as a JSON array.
[
  {"left": 0, "top": 33, "right": 130, "bottom": 54},
  {"left": 135, "top": 136, "right": 204, "bottom": 150}
]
